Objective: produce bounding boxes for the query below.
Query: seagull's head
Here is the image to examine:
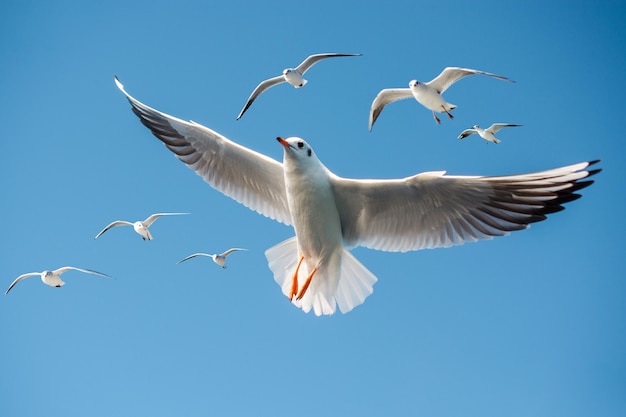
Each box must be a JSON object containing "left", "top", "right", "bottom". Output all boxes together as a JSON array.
[
  {"left": 473, "top": 125, "right": 480, "bottom": 129},
  {"left": 409, "top": 80, "right": 420, "bottom": 88},
  {"left": 43, "top": 271, "right": 53, "bottom": 278},
  {"left": 277, "top": 137, "right": 320, "bottom": 171}
]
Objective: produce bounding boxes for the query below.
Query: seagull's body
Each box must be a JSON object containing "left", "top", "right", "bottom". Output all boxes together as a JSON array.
[
  {"left": 236, "top": 53, "right": 362, "bottom": 120},
  {"left": 5, "top": 266, "right": 111, "bottom": 294},
  {"left": 369, "top": 67, "right": 514, "bottom": 129},
  {"left": 115, "top": 77, "right": 600, "bottom": 316},
  {"left": 458, "top": 123, "right": 522, "bottom": 144},
  {"left": 94, "top": 212, "right": 188, "bottom": 240},
  {"left": 177, "top": 248, "right": 247, "bottom": 268}
]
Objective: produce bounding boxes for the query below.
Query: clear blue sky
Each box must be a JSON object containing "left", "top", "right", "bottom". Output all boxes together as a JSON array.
[{"left": 1, "top": 1, "right": 624, "bottom": 416}]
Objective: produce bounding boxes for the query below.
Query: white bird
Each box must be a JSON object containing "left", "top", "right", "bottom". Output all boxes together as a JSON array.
[
  {"left": 369, "top": 67, "right": 514, "bottom": 130},
  {"left": 94, "top": 212, "right": 189, "bottom": 240},
  {"left": 177, "top": 248, "right": 247, "bottom": 268},
  {"left": 458, "top": 123, "right": 522, "bottom": 144},
  {"left": 5, "top": 266, "right": 111, "bottom": 295},
  {"left": 236, "top": 53, "right": 362, "bottom": 120},
  {"left": 115, "top": 77, "right": 600, "bottom": 316}
]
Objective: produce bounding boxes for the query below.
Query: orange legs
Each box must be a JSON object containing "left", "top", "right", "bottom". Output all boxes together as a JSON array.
[
  {"left": 432, "top": 111, "right": 441, "bottom": 124},
  {"left": 289, "top": 254, "right": 318, "bottom": 301},
  {"left": 442, "top": 106, "right": 454, "bottom": 120},
  {"left": 289, "top": 255, "right": 304, "bottom": 300},
  {"left": 296, "top": 268, "right": 317, "bottom": 300}
]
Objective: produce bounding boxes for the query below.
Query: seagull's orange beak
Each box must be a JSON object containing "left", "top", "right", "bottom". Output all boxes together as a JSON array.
[{"left": 277, "top": 137, "right": 293, "bottom": 149}]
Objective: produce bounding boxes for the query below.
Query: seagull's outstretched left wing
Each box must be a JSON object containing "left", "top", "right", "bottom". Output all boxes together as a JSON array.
[
  {"left": 115, "top": 77, "right": 292, "bottom": 225},
  {"left": 295, "top": 53, "right": 362, "bottom": 74},
  {"left": 427, "top": 67, "right": 514, "bottom": 94},
  {"left": 331, "top": 161, "right": 600, "bottom": 252}
]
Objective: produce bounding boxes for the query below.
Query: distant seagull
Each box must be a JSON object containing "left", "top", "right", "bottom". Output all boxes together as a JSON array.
[
  {"left": 458, "top": 123, "right": 523, "bottom": 144},
  {"left": 116, "top": 77, "right": 600, "bottom": 316},
  {"left": 5, "top": 266, "right": 111, "bottom": 295},
  {"left": 236, "top": 53, "right": 362, "bottom": 120},
  {"left": 177, "top": 248, "right": 247, "bottom": 268},
  {"left": 94, "top": 212, "right": 189, "bottom": 240},
  {"left": 369, "top": 67, "right": 514, "bottom": 129}
]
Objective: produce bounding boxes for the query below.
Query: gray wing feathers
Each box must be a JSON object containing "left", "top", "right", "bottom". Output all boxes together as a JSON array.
[
  {"left": 115, "top": 77, "right": 292, "bottom": 226},
  {"left": 368, "top": 88, "right": 414, "bottom": 131},
  {"left": 332, "top": 161, "right": 600, "bottom": 253},
  {"left": 236, "top": 75, "right": 285, "bottom": 120},
  {"left": 295, "top": 53, "right": 362, "bottom": 73},
  {"left": 428, "top": 67, "right": 514, "bottom": 94},
  {"left": 487, "top": 123, "right": 522, "bottom": 133},
  {"left": 457, "top": 129, "right": 477, "bottom": 139}
]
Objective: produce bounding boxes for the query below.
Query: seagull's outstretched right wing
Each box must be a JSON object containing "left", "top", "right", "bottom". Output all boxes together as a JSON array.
[
  {"left": 236, "top": 75, "right": 285, "bottom": 120},
  {"left": 177, "top": 253, "right": 211, "bottom": 264},
  {"left": 115, "top": 77, "right": 292, "bottom": 226},
  {"left": 368, "top": 88, "right": 413, "bottom": 131},
  {"left": 5, "top": 273, "right": 39, "bottom": 295},
  {"left": 457, "top": 128, "right": 477, "bottom": 139},
  {"left": 94, "top": 220, "right": 133, "bottom": 239}
]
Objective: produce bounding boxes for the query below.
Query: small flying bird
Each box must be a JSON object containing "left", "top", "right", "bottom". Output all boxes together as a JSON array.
[
  {"left": 5, "top": 266, "right": 111, "bottom": 295},
  {"left": 177, "top": 248, "right": 247, "bottom": 269},
  {"left": 236, "top": 53, "right": 362, "bottom": 120},
  {"left": 458, "top": 123, "right": 523, "bottom": 144},
  {"left": 116, "top": 77, "right": 600, "bottom": 316},
  {"left": 369, "top": 67, "right": 514, "bottom": 130},
  {"left": 94, "top": 212, "right": 189, "bottom": 240}
]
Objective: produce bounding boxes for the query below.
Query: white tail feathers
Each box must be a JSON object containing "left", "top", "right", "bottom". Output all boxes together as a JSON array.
[{"left": 265, "top": 237, "right": 377, "bottom": 316}]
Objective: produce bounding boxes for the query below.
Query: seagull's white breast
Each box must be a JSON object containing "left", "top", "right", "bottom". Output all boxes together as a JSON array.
[
  {"left": 283, "top": 69, "right": 306, "bottom": 87},
  {"left": 283, "top": 164, "right": 343, "bottom": 271},
  {"left": 410, "top": 83, "right": 449, "bottom": 112},
  {"left": 42, "top": 272, "right": 64, "bottom": 287}
]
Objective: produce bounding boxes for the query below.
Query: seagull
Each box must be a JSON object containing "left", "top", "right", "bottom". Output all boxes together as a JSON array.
[
  {"left": 94, "top": 212, "right": 189, "bottom": 240},
  {"left": 236, "top": 53, "right": 362, "bottom": 120},
  {"left": 458, "top": 123, "right": 522, "bottom": 144},
  {"left": 177, "top": 248, "right": 247, "bottom": 268},
  {"left": 369, "top": 67, "right": 514, "bottom": 130},
  {"left": 5, "top": 266, "right": 111, "bottom": 295},
  {"left": 115, "top": 76, "right": 600, "bottom": 316}
]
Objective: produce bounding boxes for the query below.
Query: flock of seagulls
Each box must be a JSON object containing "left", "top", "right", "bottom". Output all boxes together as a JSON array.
[
  {"left": 111, "top": 56, "right": 599, "bottom": 316},
  {"left": 235, "top": 54, "right": 521, "bottom": 143},
  {"left": 6, "top": 211, "right": 247, "bottom": 294},
  {"left": 7, "top": 53, "right": 600, "bottom": 316}
]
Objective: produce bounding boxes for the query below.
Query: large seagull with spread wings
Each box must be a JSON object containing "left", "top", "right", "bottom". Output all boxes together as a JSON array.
[{"left": 115, "top": 77, "right": 600, "bottom": 316}]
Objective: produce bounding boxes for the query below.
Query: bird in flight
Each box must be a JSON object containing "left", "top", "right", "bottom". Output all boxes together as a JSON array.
[
  {"left": 458, "top": 123, "right": 523, "bottom": 144},
  {"left": 236, "top": 53, "right": 362, "bottom": 120},
  {"left": 177, "top": 248, "right": 247, "bottom": 269},
  {"left": 5, "top": 266, "right": 111, "bottom": 295},
  {"left": 94, "top": 212, "right": 188, "bottom": 240},
  {"left": 115, "top": 77, "right": 600, "bottom": 316},
  {"left": 369, "top": 67, "right": 514, "bottom": 129}
]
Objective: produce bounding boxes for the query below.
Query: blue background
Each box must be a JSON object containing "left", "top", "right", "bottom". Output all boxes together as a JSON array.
[{"left": 1, "top": 1, "right": 624, "bottom": 416}]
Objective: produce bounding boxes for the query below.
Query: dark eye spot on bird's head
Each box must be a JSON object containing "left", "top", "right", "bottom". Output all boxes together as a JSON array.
[
  {"left": 307, "top": 149, "right": 312, "bottom": 157},
  {"left": 297, "top": 141, "right": 304, "bottom": 148}
]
